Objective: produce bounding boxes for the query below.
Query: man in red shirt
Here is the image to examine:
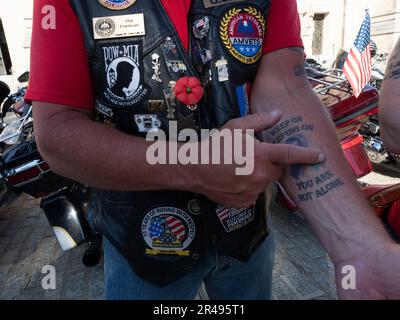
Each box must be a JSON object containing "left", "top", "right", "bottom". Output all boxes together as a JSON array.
[{"left": 28, "top": 0, "right": 400, "bottom": 300}]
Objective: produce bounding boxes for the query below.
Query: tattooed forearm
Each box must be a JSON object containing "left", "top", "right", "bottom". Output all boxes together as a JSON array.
[
  {"left": 269, "top": 116, "right": 345, "bottom": 202},
  {"left": 269, "top": 116, "right": 314, "bottom": 144},
  {"left": 288, "top": 47, "right": 306, "bottom": 77},
  {"left": 294, "top": 64, "right": 306, "bottom": 77},
  {"left": 295, "top": 169, "right": 345, "bottom": 202},
  {"left": 384, "top": 37, "right": 400, "bottom": 80}
]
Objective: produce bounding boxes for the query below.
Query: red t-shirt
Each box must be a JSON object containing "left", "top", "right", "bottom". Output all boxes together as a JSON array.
[{"left": 26, "top": 0, "right": 303, "bottom": 110}]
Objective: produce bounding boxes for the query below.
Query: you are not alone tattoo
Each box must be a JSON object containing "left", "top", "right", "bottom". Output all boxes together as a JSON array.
[{"left": 269, "top": 116, "right": 345, "bottom": 203}]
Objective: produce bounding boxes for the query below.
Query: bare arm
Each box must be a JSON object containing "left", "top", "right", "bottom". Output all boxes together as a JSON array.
[
  {"left": 33, "top": 101, "right": 322, "bottom": 207},
  {"left": 33, "top": 102, "right": 194, "bottom": 191},
  {"left": 251, "top": 48, "right": 400, "bottom": 298},
  {"left": 380, "top": 38, "right": 400, "bottom": 154}
]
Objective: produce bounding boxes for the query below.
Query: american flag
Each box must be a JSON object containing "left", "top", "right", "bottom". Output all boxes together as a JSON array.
[
  {"left": 149, "top": 215, "right": 186, "bottom": 242},
  {"left": 217, "top": 206, "right": 230, "bottom": 223},
  {"left": 195, "top": 19, "right": 205, "bottom": 29},
  {"left": 343, "top": 10, "right": 372, "bottom": 98}
]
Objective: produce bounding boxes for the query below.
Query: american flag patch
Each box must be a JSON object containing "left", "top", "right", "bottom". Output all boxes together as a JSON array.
[{"left": 215, "top": 205, "right": 255, "bottom": 233}]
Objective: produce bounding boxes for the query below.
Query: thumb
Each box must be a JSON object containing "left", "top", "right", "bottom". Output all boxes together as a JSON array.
[
  {"left": 266, "top": 143, "right": 325, "bottom": 165},
  {"left": 223, "top": 111, "right": 282, "bottom": 133}
]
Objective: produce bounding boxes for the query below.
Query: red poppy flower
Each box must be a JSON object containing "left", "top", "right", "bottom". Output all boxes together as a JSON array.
[{"left": 174, "top": 76, "right": 204, "bottom": 105}]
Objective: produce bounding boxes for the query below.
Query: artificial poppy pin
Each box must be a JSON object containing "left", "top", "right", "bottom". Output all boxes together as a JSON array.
[{"left": 174, "top": 77, "right": 204, "bottom": 108}]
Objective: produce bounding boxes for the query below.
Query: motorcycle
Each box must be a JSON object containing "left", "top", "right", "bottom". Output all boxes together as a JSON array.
[
  {"left": 0, "top": 99, "right": 102, "bottom": 267},
  {"left": 369, "top": 53, "right": 387, "bottom": 91},
  {"left": 359, "top": 112, "right": 400, "bottom": 175}
]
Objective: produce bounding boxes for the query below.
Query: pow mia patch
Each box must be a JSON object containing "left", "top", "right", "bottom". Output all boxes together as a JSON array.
[
  {"left": 220, "top": 7, "right": 266, "bottom": 64},
  {"left": 216, "top": 205, "right": 255, "bottom": 233},
  {"left": 101, "top": 41, "right": 150, "bottom": 108},
  {"left": 142, "top": 207, "right": 196, "bottom": 256}
]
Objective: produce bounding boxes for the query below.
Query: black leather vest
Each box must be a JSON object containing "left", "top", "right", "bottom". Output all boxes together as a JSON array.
[{"left": 69, "top": 0, "right": 272, "bottom": 286}]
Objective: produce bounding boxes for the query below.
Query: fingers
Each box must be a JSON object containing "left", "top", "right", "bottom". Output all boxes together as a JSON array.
[
  {"left": 266, "top": 143, "right": 325, "bottom": 165},
  {"left": 223, "top": 111, "right": 282, "bottom": 133}
]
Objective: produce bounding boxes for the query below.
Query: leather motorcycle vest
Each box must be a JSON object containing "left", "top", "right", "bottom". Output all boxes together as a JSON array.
[{"left": 69, "top": 0, "right": 272, "bottom": 286}]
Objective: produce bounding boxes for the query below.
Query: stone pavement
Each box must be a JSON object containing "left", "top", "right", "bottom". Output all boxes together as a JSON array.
[
  {"left": 0, "top": 193, "right": 337, "bottom": 300},
  {"left": 0, "top": 170, "right": 398, "bottom": 300}
]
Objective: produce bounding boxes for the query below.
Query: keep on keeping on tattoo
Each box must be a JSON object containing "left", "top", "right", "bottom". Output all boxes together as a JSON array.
[
  {"left": 270, "top": 116, "right": 345, "bottom": 202},
  {"left": 384, "top": 38, "right": 400, "bottom": 80},
  {"left": 270, "top": 116, "right": 314, "bottom": 144}
]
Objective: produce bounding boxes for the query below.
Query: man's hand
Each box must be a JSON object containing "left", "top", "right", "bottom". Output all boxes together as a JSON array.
[
  {"left": 336, "top": 243, "right": 400, "bottom": 299},
  {"left": 192, "top": 112, "right": 324, "bottom": 208}
]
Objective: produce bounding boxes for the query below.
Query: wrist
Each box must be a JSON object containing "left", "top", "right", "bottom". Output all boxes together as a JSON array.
[{"left": 332, "top": 233, "right": 394, "bottom": 267}]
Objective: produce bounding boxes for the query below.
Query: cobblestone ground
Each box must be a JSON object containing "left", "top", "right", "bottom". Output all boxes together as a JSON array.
[{"left": 0, "top": 170, "right": 398, "bottom": 300}]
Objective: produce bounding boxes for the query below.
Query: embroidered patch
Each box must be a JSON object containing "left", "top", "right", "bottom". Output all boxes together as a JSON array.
[
  {"left": 142, "top": 207, "right": 196, "bottom": 256},
  {"left": 98, "top": 0, "right": 136, "bottom": 10},
  {"left": 216, "top": 205, "right": 255, "bottom": 233},
  {"left": 220, "top": 7, "right": 266, "bottom": 64},
  {"left": 101, "top": 41, "right": 150, "bottom": 108}
]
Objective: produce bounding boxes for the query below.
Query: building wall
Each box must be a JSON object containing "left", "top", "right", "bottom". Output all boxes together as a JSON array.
[
  {"left": 1, "top": 0, "right": 400, "bottom": 90},
  {"left": 298, "top": 0, "right": 400, "bottom": 64},
  {"left": 0, "top": 0, "right": 33, "bottom": 90}
]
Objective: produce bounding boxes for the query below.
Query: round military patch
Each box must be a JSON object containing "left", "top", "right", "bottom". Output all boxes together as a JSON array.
[
  {"left": 220, "top": 7, "right": 266, "bottom": 65},
  {"left": 98, "top": 0, "right": 136, "bottom": 10},
  {"left": 141, "top": 207, "right": 196, "bottom": 256},
  {"left": 94, "top": 18, "right": 116, "bottom": 38}
]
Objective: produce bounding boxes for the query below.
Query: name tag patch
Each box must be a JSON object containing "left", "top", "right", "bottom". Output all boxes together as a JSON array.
[{"left": 93, "top": 14, "right": 145, "bottom": 40}]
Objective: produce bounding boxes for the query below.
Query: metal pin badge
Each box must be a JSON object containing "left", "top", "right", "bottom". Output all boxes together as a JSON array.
[
  {"left": 216, "top": 57, "right": 229, "bottom": 82},
  {"left": 193, "top": 16, "right": 210, "bottom": 39},
  {"left": 163, "top": 37, "right": 187, "bottom": 73},
  {"left": 163, "top": 81, "right": 177, "bottom": 120},
  {"left": 151, "top": 53, "right": 162, "bottom": 83}
]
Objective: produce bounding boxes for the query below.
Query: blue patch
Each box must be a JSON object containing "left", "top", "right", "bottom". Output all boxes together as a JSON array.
[{"left": 236, "top": 84, "right": 250, "bottom": 117}]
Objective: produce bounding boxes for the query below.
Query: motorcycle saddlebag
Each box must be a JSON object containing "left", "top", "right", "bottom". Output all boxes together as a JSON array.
[
  {"left": 41, "top": 186, "right": 94, "bottom": 251},
  {"left": 2, "top": 139, "right": 73, "bottom": 197},
  {"left": 362, "top": 183, "right": 400, "bottom": 239}
]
